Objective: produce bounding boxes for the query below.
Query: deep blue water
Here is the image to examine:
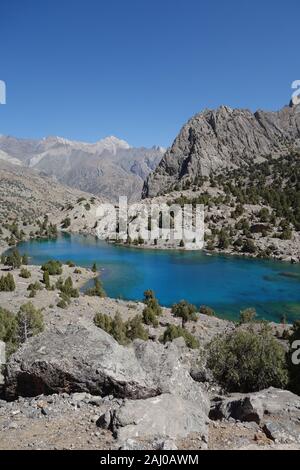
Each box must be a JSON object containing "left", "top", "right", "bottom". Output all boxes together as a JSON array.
[{"left": 10, "top": 234, "right": 300, "bottom": 323}]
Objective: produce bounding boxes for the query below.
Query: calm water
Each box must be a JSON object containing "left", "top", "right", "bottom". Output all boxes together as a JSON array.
[{"left": 10, "top": 234, "right": 300, "bottom": 323}]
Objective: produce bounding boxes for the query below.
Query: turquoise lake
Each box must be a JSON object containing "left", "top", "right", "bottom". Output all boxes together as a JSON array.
[{"left": 12, "top": 234, "right": 300, "bottom": 323}]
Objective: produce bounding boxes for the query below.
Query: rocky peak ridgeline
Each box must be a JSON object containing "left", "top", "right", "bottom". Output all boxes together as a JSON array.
[
  {"left": 143, "top": 103, "right": 300, "bottom": 198},
  {"left": 0, "top": 135, "right": 165, "bottom": 203}
]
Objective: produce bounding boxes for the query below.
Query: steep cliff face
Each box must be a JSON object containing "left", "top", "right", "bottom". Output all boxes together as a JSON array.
[{"left": 143, "top": 104, "right": 300, "bottom": 198}]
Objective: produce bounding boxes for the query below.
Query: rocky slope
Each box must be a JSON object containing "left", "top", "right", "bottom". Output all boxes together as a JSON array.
[
  {"left": 0, "top": 260, "right": 298, "bottom": 450},
  {"left": 0, "top": 160, "right": 105, "bottom": 253},
  {"left": 0, "top": 135, "right": 164, "bottom": 202},
  {"left": 143, "top": 103, "right": 300, "bottom": 198}
]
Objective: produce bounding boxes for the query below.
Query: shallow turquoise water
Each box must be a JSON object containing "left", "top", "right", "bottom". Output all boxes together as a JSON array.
[{"left": 11, "top": 234, "right": 300, "bottom": 323}]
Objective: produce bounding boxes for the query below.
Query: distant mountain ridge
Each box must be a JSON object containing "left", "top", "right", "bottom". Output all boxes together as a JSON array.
[
  {"left": 0, "top": 135, "right": 165, "bottom": 202},
  {"left": 143, "top": 103, "right": 300, "bottom": 198}
]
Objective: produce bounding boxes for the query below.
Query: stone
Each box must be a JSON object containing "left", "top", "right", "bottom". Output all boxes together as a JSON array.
[
  {"left": 96, "top": 411, "right": 111, "bottom": 429},
  {"left": 143, "top": 105, "right": 300, "bottom": 198},
  {"left": 210, "top": 387, "right": 300, "bottom": 444},
  {"left": 210, "top": 387, "right": 300, "bottom": 424},
  {"left": 4, "top": 324, "right": 158, "bottom": 400},
  {"left": 5, "top": 324, "right": 209, "bottom": 416},
  {"left": 112, "top": 393, "right": 209, "bottom": 444}
]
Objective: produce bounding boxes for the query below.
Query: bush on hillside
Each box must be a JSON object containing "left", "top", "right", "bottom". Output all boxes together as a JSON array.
[
  {"left": 207, "top": 325, "right": 288, "bottom": 393},
  {"left": 161, "top": 324, "right": 199, "bottom": 349},
  {"left": 41, "top": 259, "right": 62, "bottom": 275}
]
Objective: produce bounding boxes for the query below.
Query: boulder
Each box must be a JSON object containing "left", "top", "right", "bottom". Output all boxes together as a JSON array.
[
  {"left": 4, "top": 324, "right": 157, "bottom": 400},
  {"left": 210, "top": 387, "right": 300, "bottom": 444},
  {"left": 111, "top": 394, "right": 209, "bottom": 444},
  {"left": 4, "top": 324, "right": 209, "bottom": 413},
  {"left": 133, "top": 338, "right": 210, "bottom": 411}
]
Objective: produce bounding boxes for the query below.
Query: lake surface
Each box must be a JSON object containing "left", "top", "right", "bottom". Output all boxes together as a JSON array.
[{"left": 12, "top": 234, "right": 300, "bottom": 323}]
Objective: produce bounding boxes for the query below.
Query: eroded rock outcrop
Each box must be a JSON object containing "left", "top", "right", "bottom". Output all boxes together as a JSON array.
[
  {"left": 210, "top": 387, "right": 300, "bottom": 444},
  {"left": 4, "top": 325, "right": 157, "bottom": 400},
  {"left": 143, "top": 104, "right": 300, "bottom": 198},
  {"left": 4, "top": 324, "right": 209, "bottom": 413}
]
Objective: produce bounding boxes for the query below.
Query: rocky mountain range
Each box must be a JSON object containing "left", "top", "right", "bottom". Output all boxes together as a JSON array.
[
  {"left": 143, "top": 103, "right": 300, "bottom": 198},
  {"left": 0, "top": 135, "right": 165, "bottom": 202}
]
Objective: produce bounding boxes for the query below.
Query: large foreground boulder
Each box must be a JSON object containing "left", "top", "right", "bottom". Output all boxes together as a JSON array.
[
  {"left": 210, "top": 387, "right": 300, "bottom": 444},
  {"left": 133, "top": 338, "right": 209, "bottom": 409},
  {"left": 111, "top": 394, "right": 209, "bottom": 445},
  {"left": 4, "top": 325, "right": 157, "bottom": 400},
  {"left": 4, "top": 324, "right": 209, "bottom": 411}
]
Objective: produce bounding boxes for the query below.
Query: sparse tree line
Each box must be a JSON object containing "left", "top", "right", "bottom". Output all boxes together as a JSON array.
[
  {"left": 0, "top": 303, "right": 44, "bottom": 357},
  {"left": 167, "top": 152, "right": 300, "bottom": 258}
]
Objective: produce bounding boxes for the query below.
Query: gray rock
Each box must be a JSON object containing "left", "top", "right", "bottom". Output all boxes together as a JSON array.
[
  {"left": 4, "top": 324, "right": 209, "bottom": 414},
  {"left": 112, "top": 393, "right": 209, "bottom": 443},
  {"left": 210, "top": 387, "right": 300, "bottom": 424},
  {"left": 143, "top": 104, "right": 300, "bottom": 198},
  {"left": 158, "top": 439, "right": 178, "bottom": 450},
  {"left": 210, "top": 387, "right": 300, "bottom": 444},
  {"left": 4, "top": 324, "right": 157, "bottom": 400},
  {"left": 96, "top": 411, "right": 112, "bottom": 429},
  {"left": 133, "top": 339, "right": 210, "bottom": 411},
  {"left": 0, "top": 135, "right": 164, "bottom": 203},
  {"left": 263, "top": 421, "right": 300, "bottom": 444}
]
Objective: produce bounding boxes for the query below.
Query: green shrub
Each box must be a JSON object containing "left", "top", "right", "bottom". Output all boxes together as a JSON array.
[
  {"left": 171, "top": 300, "right": 197, "bottom": 328},
  {"left": 43, "top": 270, "right": 50, "bottom": 289},
  {"left": 161, "top": 324, "right": 199, "bottom": 349},
  {"left": 19, "top": 267, "right": 31, "bottom": 279},
  {"left": 207, "top": 325, "right": 288, "bottom": 393},
  {"left": 0, "top": 273, "right": 16, "bottom": 292},
  {"left": 94, "top": 312, "right": 148, "bottom": 345},
  {"left": 142, "top": 290, "right": 161, "bottom": 327},
  {"left": 42, "top": 259, "right": 62, "bottom": 275},
  {"left": 94, "top": 312, "right": 112, "bottom": 332},
  {"left": 16, "top": 302, "right": 44, "bottom": 342},
  {"left": 239, "top": 308, "right": 257, "bottom": 324},
  {"left": 143, "top": 306, "right": 159, "bottom": 327},
  {"left": 22, "top": 253, "right": 29, "bottom": 265},
  {"left": 126, "top": 315, "right": 148, "bottom": 341},
  {"left": 57, "top": 292, "right": 71, "bottom": 309},
  {"left": 85, "top": 278, "right": 106, "bottom": 297},
  {"left": 0, "top": 307, "right": 17, "bottom": 355},
  {"left": 242, "top": 239, "right": 256, "bottom": 254},
  {"left": 110, "top": 312, "right": 129, "bottom": 345},
  {"left": 27, "top": 281, "right": 43, "bottom": 298},
  {"left": 59, "top": 276, "right": 79, "bottom": 298},
  {"left": 199, "top": 305, "right": 215, "bottom": 316},
  {"left": 4, "top": 248, "right": 22, "bottom": 269}
]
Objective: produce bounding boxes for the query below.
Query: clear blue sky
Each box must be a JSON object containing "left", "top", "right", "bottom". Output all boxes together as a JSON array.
[{"left": 0, "top": 0, "right": 299, "bottom": 147}]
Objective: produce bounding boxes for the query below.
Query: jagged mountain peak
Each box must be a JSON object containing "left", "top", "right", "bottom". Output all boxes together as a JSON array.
[{"left": 143, "top": 104, "right": 300, "bottom": 198}]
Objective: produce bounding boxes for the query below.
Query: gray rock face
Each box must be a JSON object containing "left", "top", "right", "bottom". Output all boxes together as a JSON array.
[
  {"left": 143, "top": 104, "right": 300, "bottom": 198},
  {"left": 4, "top": 325, "right": 209, "bottom": 412},
  {"left": 4, "top": 325, "right": 157, "bottom": 400},
  {"left": 133, "top": 338, "right": 210, "bottom": 410},
  {"left": 0, "top": 135, "right": 164, "bottom": 202},
  {"left": 111, "top": 394, "right": 209, "bottom": 444},
  {"left": 210, "top": 387, "right": 300, "bottom": 444}
]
